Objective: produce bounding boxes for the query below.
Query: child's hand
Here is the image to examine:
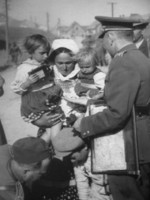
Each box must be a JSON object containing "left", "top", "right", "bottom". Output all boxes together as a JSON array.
[
  {"left": 28, "top": 74, "right": 39, "bottom": 84},
  {"left": 71, "top": 146, "right": 89, "bottom": 166},
  {"left": 21, "top": 74, "right": 39, "bottom": 89}
]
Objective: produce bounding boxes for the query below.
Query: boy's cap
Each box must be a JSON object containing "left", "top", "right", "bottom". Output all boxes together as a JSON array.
[
  {"left": 95, "top": 16, "right": 141, "bottom": 38},
  {"left": 133, "top": 22, "right": 149, "bottom": 30},
  {"left": 52, "top": 127, "right": 85, "bottom": 157},
  {"left": 11, "top": 137, "right": 50, "bottom": 164},
  {"left": 51, "top": 39, "right": 79, "bottom": 54}
]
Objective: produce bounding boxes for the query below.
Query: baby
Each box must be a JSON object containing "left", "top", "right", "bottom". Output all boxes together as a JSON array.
[{"left": 75, "top": 47, "right": 106, "bottom": 100}]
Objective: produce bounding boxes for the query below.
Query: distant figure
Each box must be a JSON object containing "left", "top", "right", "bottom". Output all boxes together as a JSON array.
[
  {"left": 9, "top": 42, "right": 22, "bottom": 65},
  {"left": 133, "top": 21, "right": 150, "bottom": 57},
  {"left": 0, "top": 74, "right": 7, "bottom": 145},
  {"left": 0, "top": 74, "right": 4, "bottom": 97},
  {"left": 0, "top": 40, "right": 6, "bottom": 50}
]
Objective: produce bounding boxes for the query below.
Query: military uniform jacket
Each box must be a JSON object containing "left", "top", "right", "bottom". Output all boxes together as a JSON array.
[
  {"left": 139, "top": 38, "right": 149, "bottom": 58},
  {"left": 81, "top": 44, "right": 150, "bottom": 163}
]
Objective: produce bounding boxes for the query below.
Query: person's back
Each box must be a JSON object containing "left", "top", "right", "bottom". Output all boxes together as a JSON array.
[
  {"left": 9, "top": 42, "right": 22, "bottom": 65},
  {"left": 122, "top": 46, "right": 150, "bottom": 162},
  {"left": 0, "top": 146, "right": 25, "bottom": 200},
  {"left": 0, "top": 144, "right": 18, "bottom": 200},
  {"left": 0, "top": 137, "right": 50, "bottom": 200}
]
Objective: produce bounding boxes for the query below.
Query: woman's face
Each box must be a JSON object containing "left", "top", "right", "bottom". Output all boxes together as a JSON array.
[{"left": 55, "top": 52, "right": 75, "bottom": 77}]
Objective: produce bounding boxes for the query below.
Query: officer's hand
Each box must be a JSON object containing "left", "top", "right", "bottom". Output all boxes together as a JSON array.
[
  {"left": 71, "top": 146, "right": 89, "bottom": 166},
  {"left": 73, "top": 116, "right": 83, "bottom": 133}
]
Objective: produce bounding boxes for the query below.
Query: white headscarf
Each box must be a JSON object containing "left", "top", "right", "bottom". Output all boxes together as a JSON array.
[
  {"left": 52, "top": 38, "right": 80, "bottom": 81},
  {"left": 52, "top": 39, "right": 79, "bottom": 54}
]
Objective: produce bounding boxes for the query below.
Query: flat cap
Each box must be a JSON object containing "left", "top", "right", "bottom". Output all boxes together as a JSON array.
[
  {"left": 95, "top": 16, "right": 141, "bottom": 38},
  {"left": 52, "top": 127, "right": 85, "bottom": 157},
  {"left": 11, "top": 137, "right": 50, "bottom": 164}
]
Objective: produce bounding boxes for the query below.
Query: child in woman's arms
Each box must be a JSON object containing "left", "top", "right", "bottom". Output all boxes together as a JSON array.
[
  {"left": 11, "top": 34, "right": 64, "bottom": 143},
  {"left": 75, "top": 47, "right": 106, "bottom": 100}
]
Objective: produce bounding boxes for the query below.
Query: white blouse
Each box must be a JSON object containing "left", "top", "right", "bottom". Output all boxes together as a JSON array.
[{"left": 11, "top": 59, "right": 40, "bottom": 94}]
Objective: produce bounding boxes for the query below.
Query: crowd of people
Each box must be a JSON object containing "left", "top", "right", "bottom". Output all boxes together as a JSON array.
[{"left": 0, "top": 14, "right": 150, "bottom": 200}]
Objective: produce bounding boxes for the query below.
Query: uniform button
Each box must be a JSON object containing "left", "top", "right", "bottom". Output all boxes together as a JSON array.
[
  {"left": 83, "top": 132, "right": 87, "bottom": 136},
  {"left": 87, "top": 131, "right": 90, "bottom": 133}
]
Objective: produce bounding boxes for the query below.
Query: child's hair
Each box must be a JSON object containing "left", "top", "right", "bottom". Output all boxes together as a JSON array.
[
  {"left": 75, "top": 47, "right": 99, "bottom": 67},
  {"left": 24, "top": 34, "right": 51, "bottom": 55},
  {"left": 49, "top": 47, "right": 75, "bottom": 63}
]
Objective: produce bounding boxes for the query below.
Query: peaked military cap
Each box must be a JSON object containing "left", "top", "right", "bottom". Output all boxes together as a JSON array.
[
  {"left": 95, "top": 16, "right": 141, "bottom": 38},
  {"left": 133, "top": 21, "right": 149, "bottom": 30}
]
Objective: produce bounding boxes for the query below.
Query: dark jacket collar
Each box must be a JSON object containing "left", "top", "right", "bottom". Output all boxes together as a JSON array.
[{"left": 118, "top": 43, "right": 137, "bottom": 54}]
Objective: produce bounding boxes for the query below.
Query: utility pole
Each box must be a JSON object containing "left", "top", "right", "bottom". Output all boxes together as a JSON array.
[
  {"left": 5, "top": 0, "right": 9, "bottom": 63},
  {"left": 108, "top": 2, "right": 117, "bottom": 17},
  {"left": 46, "top": 12, "right": 50, "bottom": 34}
]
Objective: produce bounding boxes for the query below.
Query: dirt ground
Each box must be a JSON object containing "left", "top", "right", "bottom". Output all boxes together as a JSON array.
[{"left": 0, "top": 66, "right": 38, "bottom": 144}]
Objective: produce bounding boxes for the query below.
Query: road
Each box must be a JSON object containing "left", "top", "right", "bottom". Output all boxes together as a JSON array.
[{"left": 0, "top": 66, "right": 38, "bottom": 144}]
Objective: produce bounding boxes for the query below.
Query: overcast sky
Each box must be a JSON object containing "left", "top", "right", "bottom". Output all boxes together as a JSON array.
[{"left": 1, "top": 0, "right": 150, "bottom": 28}]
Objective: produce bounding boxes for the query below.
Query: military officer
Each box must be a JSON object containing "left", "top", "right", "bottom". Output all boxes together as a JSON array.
[{"left": 73, "top": 16, "right": 150, "bottom": 200}]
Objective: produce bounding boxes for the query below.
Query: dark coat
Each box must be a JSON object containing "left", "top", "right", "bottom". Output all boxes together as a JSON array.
[
  {"left": 81, "top": 44, "right": 150, "bottom": 163},
  {"left": 139, "top": 39, "right": 150, "bottom": 58}
]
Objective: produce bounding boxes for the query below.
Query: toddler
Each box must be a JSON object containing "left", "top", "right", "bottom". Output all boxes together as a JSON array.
[
  {"left": 11, "top": 34, "right": 64, "bottom": 143},
  {"left": 75, "top": 47, "right": 106, "bottom": 100},
  {"left": 73, "top": 47, "right": 107, "bottom": 200}
]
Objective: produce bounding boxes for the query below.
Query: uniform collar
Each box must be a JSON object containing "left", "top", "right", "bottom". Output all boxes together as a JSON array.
[
  {"left": 135, "top": 38, "right": 144, "bottom": 48},
  {"left": 117, "top": 43, "right": 137, "bottom": 54}
]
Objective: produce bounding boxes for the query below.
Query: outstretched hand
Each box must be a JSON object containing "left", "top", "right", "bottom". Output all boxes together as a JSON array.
[{"left": 73, "top": 116, "right": 83, "bottom": 133}]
